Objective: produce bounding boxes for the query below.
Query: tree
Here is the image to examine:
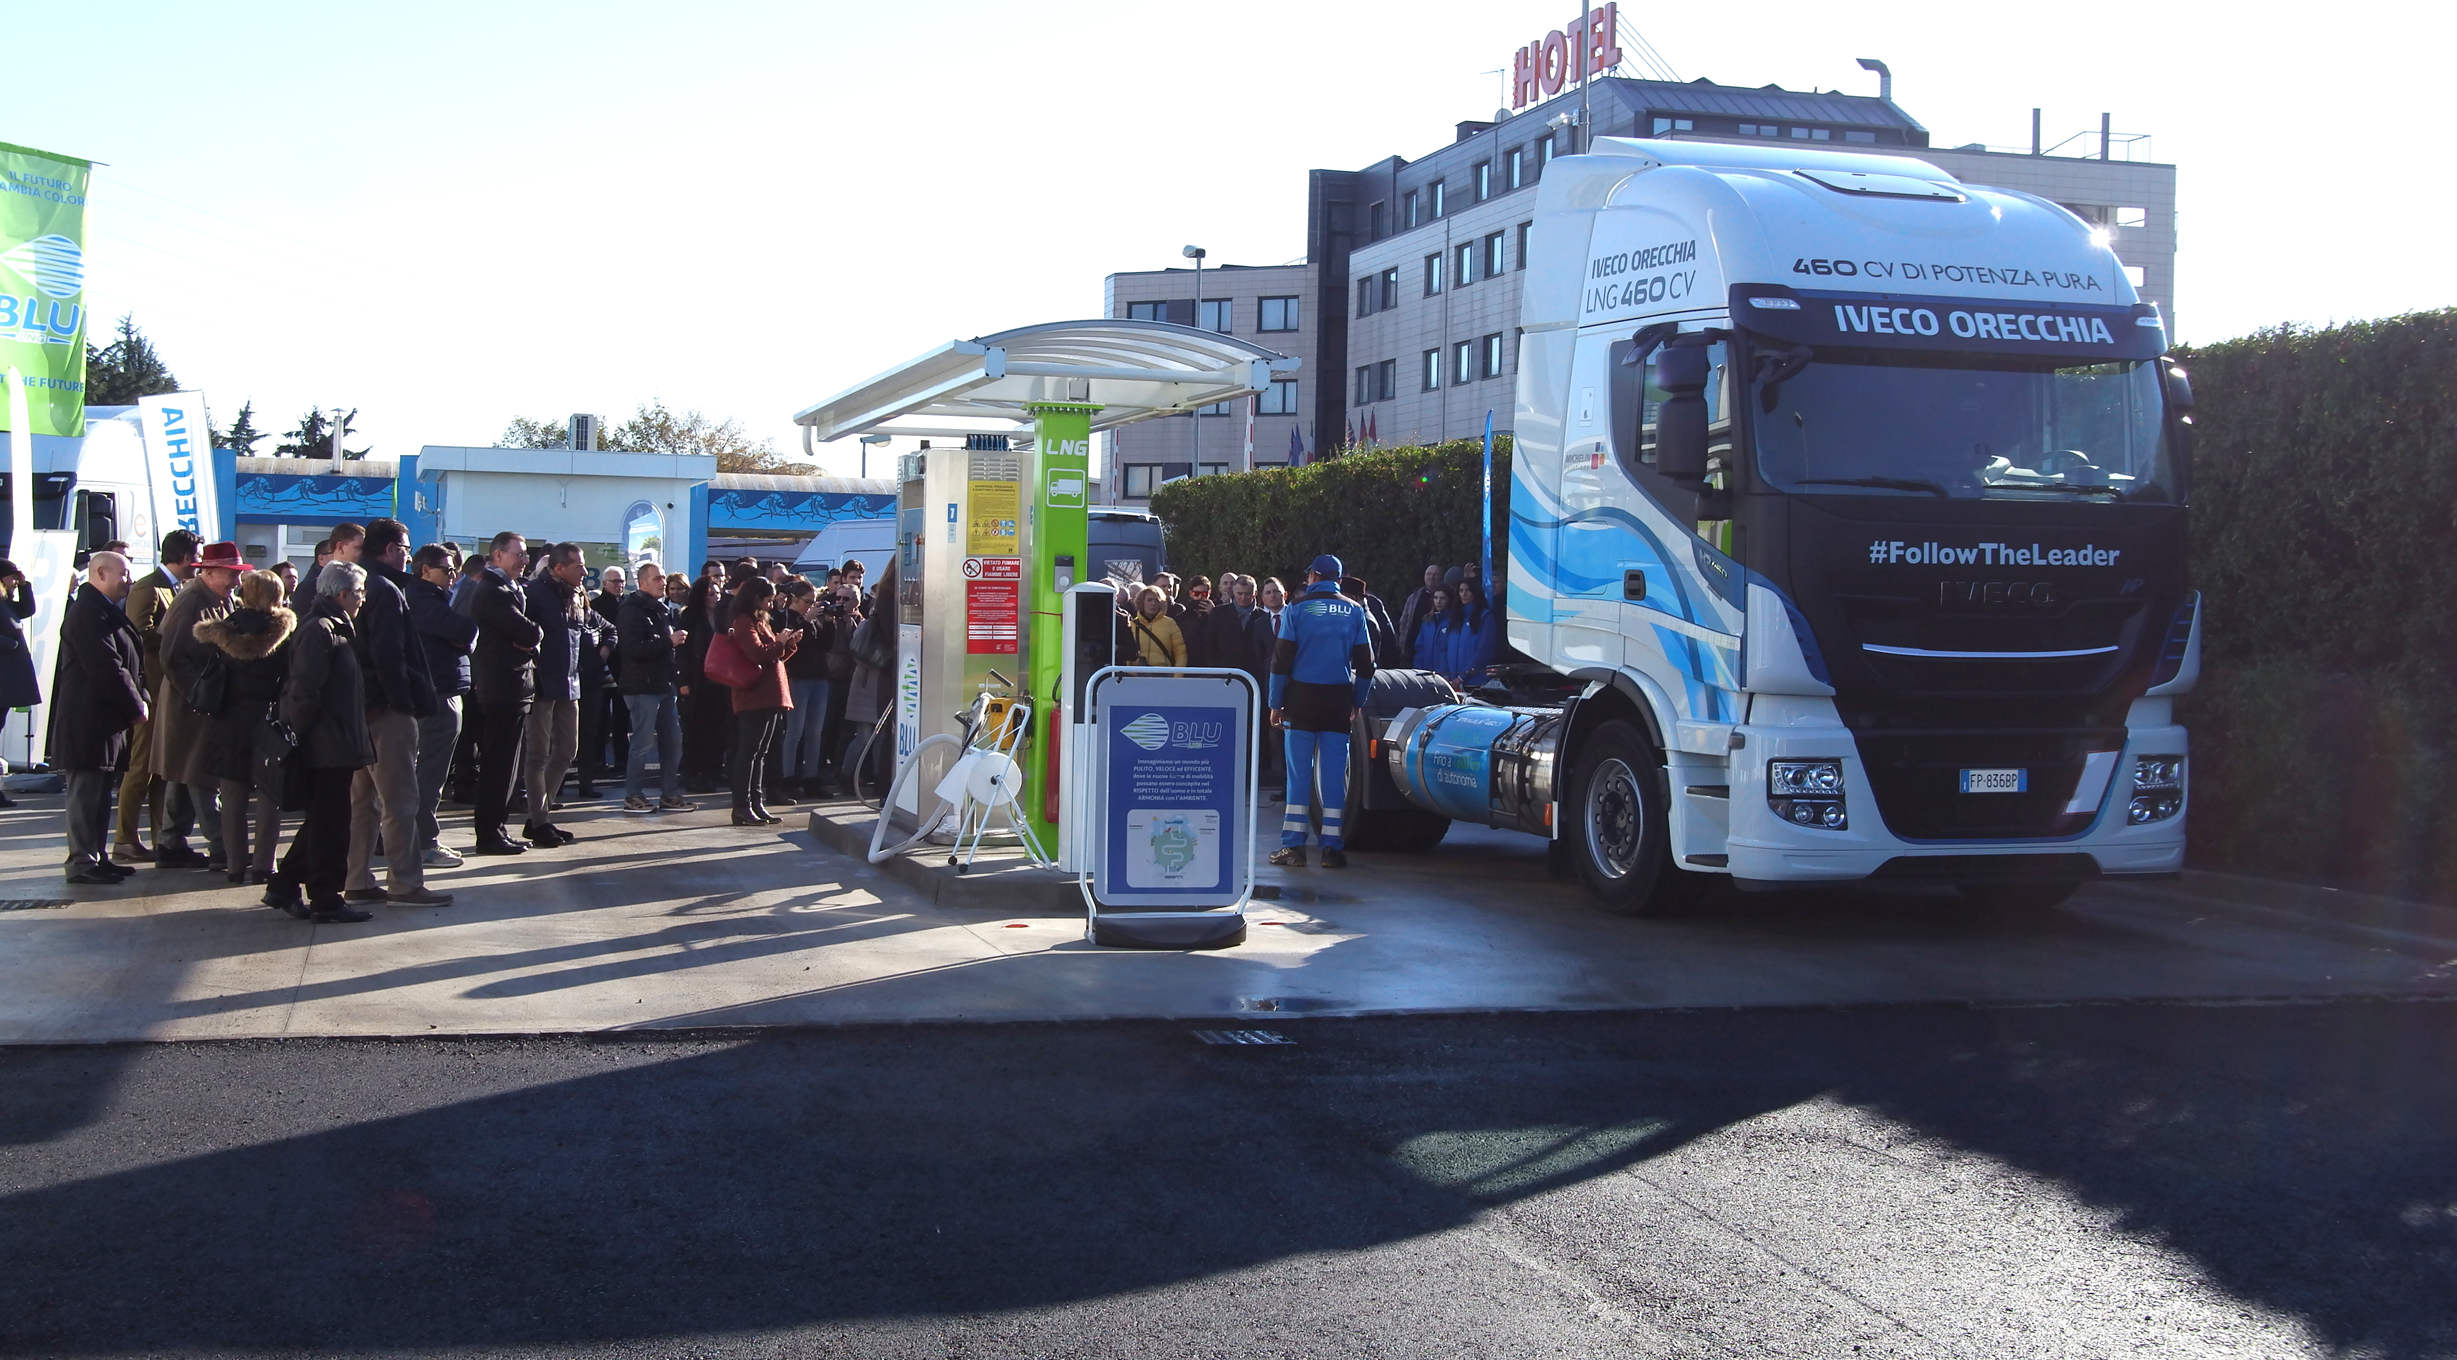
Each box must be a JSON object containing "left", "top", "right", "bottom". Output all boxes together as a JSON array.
[
  {"left": 501, "top": 415, "right": 570, "bottom": 449},
  {"left": 83, "top": 315, "right": 180, "bottom": 406},
  {"left": 276, "top": 407, "right": 369, "bottom": 460},
  {"left": 217, "top": 401, "right": 268, "bottom": 456},
  {"left": 497, "top": 401, "right": 815, "bottom": 474}
]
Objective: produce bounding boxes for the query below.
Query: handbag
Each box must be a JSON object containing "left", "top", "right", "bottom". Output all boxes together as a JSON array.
[
  {"left": 848, "top": 613, "right": 894, "bottom": 672},
  {"left": 186, "top": 650, "right": 229, "bottom": 716},
  {"left": 702, "top": 630, "right": 758, "bottom": 689},
  {"left": 252, "top": 701, "right": 298, "bottom": 763}
]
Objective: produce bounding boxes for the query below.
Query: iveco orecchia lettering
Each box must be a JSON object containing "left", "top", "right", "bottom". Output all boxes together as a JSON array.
[{"left": 1357, "top": 135, "right": 2194, "bottom": 917}]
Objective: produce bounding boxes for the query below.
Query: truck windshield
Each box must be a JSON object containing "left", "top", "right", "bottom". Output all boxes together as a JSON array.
[{"left": 1752, "top": 350, "right": 2177, "bottom": 502}]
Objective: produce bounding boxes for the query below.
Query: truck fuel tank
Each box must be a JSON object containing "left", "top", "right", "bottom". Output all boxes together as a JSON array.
[{"left": 1384, "top": 703, "right": 1566, "bottom": 837}]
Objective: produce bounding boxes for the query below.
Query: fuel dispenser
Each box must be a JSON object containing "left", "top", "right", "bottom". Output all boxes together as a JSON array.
[{"left": 793, "top": 320, "right": 1301, "bottom": 874}]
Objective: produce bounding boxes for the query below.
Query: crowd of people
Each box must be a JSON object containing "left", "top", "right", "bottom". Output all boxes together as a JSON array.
[
  {"left": 1106, "top": 559, "right": 1500, "bottom": 684},
  {"left": 47, "top": 522, "right": 888, "bottom": 923}
]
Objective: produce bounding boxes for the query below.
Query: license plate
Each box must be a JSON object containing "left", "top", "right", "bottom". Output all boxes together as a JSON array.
[{"left": 1961, "top": 768, "right": 2028, "bottom": 794}]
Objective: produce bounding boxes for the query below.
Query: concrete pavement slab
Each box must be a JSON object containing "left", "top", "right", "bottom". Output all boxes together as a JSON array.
[{"left": 1, "top": 789, "right": 2453, "bottom": 1043}]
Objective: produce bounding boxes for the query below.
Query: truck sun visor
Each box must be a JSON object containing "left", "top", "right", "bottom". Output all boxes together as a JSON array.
[
  {"left": 1793, "top": 168, "right": 1967, "bottom": 202},
  {"left": 1730, "top": 285, "right": 2167, "bottom": 363}
]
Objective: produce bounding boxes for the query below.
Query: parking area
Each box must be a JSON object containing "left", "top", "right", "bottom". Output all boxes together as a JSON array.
[{"left": 2, "top": 791, "right": 2454, "bottom": 1044}]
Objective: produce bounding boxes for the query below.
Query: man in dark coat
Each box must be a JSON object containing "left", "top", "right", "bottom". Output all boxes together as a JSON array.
[
  {"left": 468, "top": 532, "right": 542, "bottom": 855},
  {"left": 53, "top": 552, "right": 147, "bottom": 884},
  {"left": 342, "top": 519, "right": 448, "bottom": 906},
  {"left": 408, "top": 543, "right": 477, "bottom": 868},
  {"left": 586, "top": 565, "right": 629, "bottom": 784},
  {"left": 521, "top": 543, "right": 589, "bottom": 848},
  {"left": 616, "top": 561, "right": 693, "bottom": 811},
  {"left": 1393, "top": 564, "right": 1444, "bottom": 670}
]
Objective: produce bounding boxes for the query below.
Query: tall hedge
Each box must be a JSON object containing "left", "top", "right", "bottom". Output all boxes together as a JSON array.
[
  {"left": 1148, "top": 437, "right": 1511, "bottom": 597},
  {"left": 2177, "top": 309, "right": 2457, "bottom": 895}
]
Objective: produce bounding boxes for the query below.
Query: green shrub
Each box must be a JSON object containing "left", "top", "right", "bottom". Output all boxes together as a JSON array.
[
  {"left": 2179, "top": 309, "right": 2457, "bottom": 895},
  {"left": 1148, "top": 437, "right": 1511, "bottom": 597}
]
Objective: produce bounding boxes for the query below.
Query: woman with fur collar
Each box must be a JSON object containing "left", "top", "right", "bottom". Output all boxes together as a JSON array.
[{"left": 193, "top": 570, "right": 297, "bottom": 884}]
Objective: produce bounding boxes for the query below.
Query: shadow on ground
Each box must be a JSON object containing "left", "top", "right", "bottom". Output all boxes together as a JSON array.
[{"left": 1, "top": 999, "right": 2452, "bottom": 1355}]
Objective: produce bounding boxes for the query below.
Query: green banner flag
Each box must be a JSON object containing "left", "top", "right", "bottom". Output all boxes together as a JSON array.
[{"left": 0, "top": 141, "right": 91, "bottom": 438}]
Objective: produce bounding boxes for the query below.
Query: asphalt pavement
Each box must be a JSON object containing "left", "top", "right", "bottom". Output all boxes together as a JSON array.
[{"left": 5, "top": 999, "right": 2453, "bottom": 1358}]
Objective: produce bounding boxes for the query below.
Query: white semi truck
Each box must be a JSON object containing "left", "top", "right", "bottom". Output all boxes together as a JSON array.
[{"left": 1370, "top": 137, "right": 2196, "bottom": 913}]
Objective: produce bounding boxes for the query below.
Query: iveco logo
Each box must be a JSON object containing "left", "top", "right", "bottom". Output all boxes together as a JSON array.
[{"left": 1940, "top": 581, "right": 2057, "bottom": 610}]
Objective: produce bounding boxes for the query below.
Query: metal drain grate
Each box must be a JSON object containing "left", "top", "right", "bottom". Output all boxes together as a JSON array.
[
  {"left": 1192, "top": 1029, "right": 1294, "bottom": 1046},
  {"left": 0, "top": 899, "right": 71, "bottom": 911}
]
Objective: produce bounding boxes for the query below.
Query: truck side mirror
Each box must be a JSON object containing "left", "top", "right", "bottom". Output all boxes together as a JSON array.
[
  {"left": 1654, "top": 341, "right": 1712, "bottom": 483},
  {"left": 2163, "top": 363, "right": 2194, "bottom": 414}
]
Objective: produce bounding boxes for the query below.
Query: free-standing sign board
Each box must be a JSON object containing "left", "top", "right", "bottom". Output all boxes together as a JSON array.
[{"left": 1085, "top": 667, "right": 1257, "bottom": 948}]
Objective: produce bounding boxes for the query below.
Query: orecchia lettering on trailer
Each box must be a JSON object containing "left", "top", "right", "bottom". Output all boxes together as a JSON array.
[{"left": 1869, "top": 539, "right": 2123, "bottom": 567}]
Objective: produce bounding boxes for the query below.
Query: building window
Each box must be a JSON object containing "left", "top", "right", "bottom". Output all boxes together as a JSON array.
[
  {"left": 1369, "top": 201, "right": 1387, "bottom": 239},
  {"left": 1739, "top": 123, "right": 1780, "bottom": 137},
  {"left": 1123, "top": 464, "right": 1164, "bottom": 498},
  {"left": 1474, "top": 160, "right": 1492, "bottom": 202},
  {"left": 1455, "top": 242, "right": 1475, "bottom": 286},
  {"left": 1541, "top": 135, "right": 1558, "bottom": 166},
  {"left": 1198, "top": 299, "right": 1232, "bottom": 333},
  {"left": 1375, "top": 359, "right": 1395, "bottom": 401},
  {"left": 1516, "top": 221, "right": 1531, "bottom": 270},
  {"left": 1424, "top": 253, "right": 1443, "bottom": 296},
  {"left": 1379, "top": 268, "right": 1399, "bottom": 310},
  {"left": 1198, "top": 399, "right": 1235, "bottom": 416},
  {"left": 1844, "top": 130, "right": 1877, "bottom": 143},
  {"left": 1450, "top": 340, "right": 1471, "bottom": 386},
  {"left": 2116, "top": 206, "right": 2148, "bottom": 228},
  {"left": 1126, "top": 301, "right": 1167, "bottom": 322},
  {"left": 1431, "top": 180, "right": 1447, "bottom": 217},
  {"left": 1199, "top": 462, "right": 1230, "bottom": 478},
  {"left": 1404, "top": 190, "right": 1420, "bottom": 228},
  {"left": 1258, "top": 379, "right": 1299, "bottom": 414},
  {"left": 1484, "top": 231, "right": 1505, "bottom": 278},
  {"left": 1507, "top": 146, "right": 1525, "bottom": 189},
  {"left": 1356, "top": 277, "right": 1374, "bottom": 318},
  {"left": 1422, "top": 349, "right": 1442, "bottom": 393},
  {"left": 1651, "top": 117, "right": 1693, "bottom": 135},
  {"left": 1787, "top": 126, "right": 1830, "bottom": 140},
  {"left": 1482, "top": 332, "right": 1504, "bottom": 379},
  {"left": 2123, "top": 265, "right": 2147, "bottom": 288},
  {"left": 1355, "top": 366, "right": 1371, "bottom": 406},
  {"left": 1259, "top": 296, "right": 1299, "bottom": 332}
]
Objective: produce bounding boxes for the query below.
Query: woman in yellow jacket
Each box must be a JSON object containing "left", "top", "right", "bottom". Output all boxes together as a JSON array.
[{"left": 1128, "top": 584, "right": 1187, "bottom": 667}]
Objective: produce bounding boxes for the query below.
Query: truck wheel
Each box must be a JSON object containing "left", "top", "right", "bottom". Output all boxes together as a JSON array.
[
  {"left": 1568, "top": 720, "right": 1700, "bottom": 916},
  {"left": 1957, "top": 881, "right": 2083, "bottom": 911}
]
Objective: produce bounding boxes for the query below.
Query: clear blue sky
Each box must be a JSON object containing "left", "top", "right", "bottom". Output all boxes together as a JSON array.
[{"left": 11, "top": 0, "right": 2449, "bottom": 472}]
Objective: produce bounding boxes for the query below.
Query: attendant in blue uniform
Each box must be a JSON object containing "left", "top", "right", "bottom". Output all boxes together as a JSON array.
[{"left": 1268, "top": 554, "right": 1375, "bottom": 869}]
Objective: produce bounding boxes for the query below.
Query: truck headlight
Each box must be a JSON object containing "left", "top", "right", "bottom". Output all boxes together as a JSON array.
[
  {"left": 1768, "top": 759, "right": 1847, "bottom": 830},
  {"left": 2128, "top": 754, "right": 2184, "bottom": 824}
]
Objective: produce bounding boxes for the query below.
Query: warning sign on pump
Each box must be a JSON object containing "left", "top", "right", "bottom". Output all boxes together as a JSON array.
[
  {"left": 961, "top": 557, "right": 1022, "bottom": 582},
  {"left": 966, "top": 579, "right": 1020, "bottom": 654}
]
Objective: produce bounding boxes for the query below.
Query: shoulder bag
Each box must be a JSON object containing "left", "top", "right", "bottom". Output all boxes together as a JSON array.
[{"left": 702, "top": 629, "right": 758, "bottom": 689}]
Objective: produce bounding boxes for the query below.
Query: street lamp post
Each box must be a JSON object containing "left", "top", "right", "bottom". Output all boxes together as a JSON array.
[{"left": 858, "top": 433, "right": 891, "bottom": 479}]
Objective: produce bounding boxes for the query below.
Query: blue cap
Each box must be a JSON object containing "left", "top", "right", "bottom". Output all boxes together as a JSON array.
[{"left": 1309, "top": 553, "right": 1343, "bottom": 578}]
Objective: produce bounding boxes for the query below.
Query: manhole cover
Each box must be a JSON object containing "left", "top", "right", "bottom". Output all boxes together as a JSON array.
[
  {"left": 1192, "top": 1030, "right": 1294, "bottom": 1046},
  {"left": 0, "top": 899, "right": 71, "bottom": 911}
]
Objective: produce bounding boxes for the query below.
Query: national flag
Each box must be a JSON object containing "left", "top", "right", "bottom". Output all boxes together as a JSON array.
[{"left": 1288, "top": 424, "right": 1305, "bottom": 464}]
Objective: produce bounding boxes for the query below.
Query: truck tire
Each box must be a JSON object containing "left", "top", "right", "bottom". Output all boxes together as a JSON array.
[{"left": 1566, "top": 720, "right": 1708, "bottom": 916}]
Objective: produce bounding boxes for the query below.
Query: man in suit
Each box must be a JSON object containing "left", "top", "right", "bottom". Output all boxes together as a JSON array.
[
  {"left": 55, "top": 553, "right": 148, "bottom": 884},
  {"left": 151, "top": 541, "right": 245, "bottom": 872},
  {"left": 467, "top": 532, "right": 542, "bottom": 855},
  {"left": 113, "top": 530, "right": 196, "bottom": 863}
]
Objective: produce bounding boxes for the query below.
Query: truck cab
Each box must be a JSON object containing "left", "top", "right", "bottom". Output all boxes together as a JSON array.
[{"left": 1387, "top": 136, "right": 2194, "bottom": 913}]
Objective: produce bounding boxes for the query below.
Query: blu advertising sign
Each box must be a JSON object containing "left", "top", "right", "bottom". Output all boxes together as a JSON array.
[
  {"left": 1089, "top": 669, "right": 1258, "bottom": 942},
  {"left": 0, "top": 141, "right": 90, "bottom": 439}
]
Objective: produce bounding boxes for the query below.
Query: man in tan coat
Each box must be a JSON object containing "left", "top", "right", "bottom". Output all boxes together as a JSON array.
[
  {"left": 149, "top": 541, "right": 243, "bottom": 872},
  {"left": 112, "top": 530, "right": 197, "bottom": 863}
]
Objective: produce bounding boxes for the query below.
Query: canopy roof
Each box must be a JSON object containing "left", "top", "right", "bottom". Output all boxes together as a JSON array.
[{"left": 794, "top": 319, "right": 1300, "bottom": 446}]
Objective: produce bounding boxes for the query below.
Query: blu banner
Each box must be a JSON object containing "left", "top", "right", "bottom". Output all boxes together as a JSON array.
[{"left": 0, "top": 141, "right": 91, "bottom": 438}]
